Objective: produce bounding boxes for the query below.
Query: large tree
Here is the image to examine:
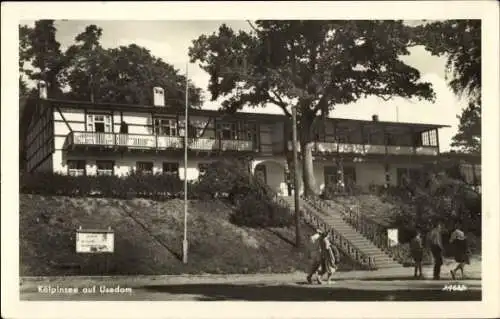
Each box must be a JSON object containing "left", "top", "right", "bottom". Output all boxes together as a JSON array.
[
  {"left": 22, "top": 20, "right": 67, "bottom": 97},
  {"left": 19, "top": 25, "right": 32, "bottom": 96},
  {"left": 415, "top": 20, "right": 481, "bottom": 154},
  {"left": 450, "top": 102, "right": 481, "bottom": 153},
  {"left": 20, "top": 21, "right": 204, "bottom": 108},
  {"left": 189, "top": 20, "right": 435, "bottom": 195},
  {"left": 65, "top": 27, "right": 204, "bottom": 107},
  {"left": 64, "top": 24, "right": 107, "bottom": 102}
]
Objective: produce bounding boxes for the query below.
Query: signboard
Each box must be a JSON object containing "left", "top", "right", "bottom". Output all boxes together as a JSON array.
[
  {"left": 387, "top": 228, "right": 399, "bottom": 247},
  {"left": 76, "top": 228, "right": 114, "bottom": 253}
]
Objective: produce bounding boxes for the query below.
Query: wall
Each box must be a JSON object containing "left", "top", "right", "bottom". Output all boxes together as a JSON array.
[
  {"left": 387, "top": 162, "right": 424, "bottom": 186},
  {"left": 33, "top": 156, "right": 53, "bottom": 173},
  {"left": 53, "top": 150, "right": 219, "bottom": 181},
  {"left": 354, "top": 162, "right": 387, "bottom": 187},
  {"left": 255, "top": 160, "right": 287, "bottom": 195},
  {"left": 26, "top": 103, "right": 54, "bottom": 172},
  {"left": 121, "top": 111, "right": 152, "bottom": 135},
  {"left": 53, "top": 108, "right": 85, "bottom": 152}
]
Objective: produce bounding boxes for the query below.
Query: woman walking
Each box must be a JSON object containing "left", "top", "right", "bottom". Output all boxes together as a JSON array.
[
  {"left": 410, "top": 230, "right": 424, "bottom": 279},
  {"left": 449, "top": 222, "right": 469, "bottom": 280},
  {"left": 318, "top": 231, "right": 339, "bottom": 284}
]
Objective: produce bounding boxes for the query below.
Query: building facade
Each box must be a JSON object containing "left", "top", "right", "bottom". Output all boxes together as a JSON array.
[{"left": 22, "top": 86, "right": 447, "bottom": 196}]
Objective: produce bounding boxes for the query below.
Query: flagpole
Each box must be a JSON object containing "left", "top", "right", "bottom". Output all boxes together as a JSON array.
[{"left": 183, "top": 62, "right": 189, "bottom": 264}]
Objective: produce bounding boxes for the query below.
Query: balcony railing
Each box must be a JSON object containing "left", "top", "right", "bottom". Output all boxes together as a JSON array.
[
  {"left": 67, "top": 132, "right": 255, "bottom": 152},
  {"left": 287, "top": 141, "right": 438, "bottom": 156}
]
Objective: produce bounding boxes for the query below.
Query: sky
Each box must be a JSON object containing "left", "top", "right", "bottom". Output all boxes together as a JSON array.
[{"left": 23, "top": 20, "right": 468, "bottom": 151}]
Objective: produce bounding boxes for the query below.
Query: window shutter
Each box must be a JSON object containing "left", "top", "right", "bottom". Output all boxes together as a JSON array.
[
  {"left": 105, "top": 115, "right": 112, "bottom": 132},
  {"left": 86, "top": 114, "right": 94, "bottom": 132}
]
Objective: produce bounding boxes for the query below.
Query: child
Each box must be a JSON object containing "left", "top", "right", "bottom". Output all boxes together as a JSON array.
[{"left": 410, "top": 230, "right": 424, "bottom": 279}]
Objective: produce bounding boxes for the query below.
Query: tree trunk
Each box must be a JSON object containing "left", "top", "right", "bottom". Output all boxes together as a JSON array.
[
  {"left": 301, "top": 140, "right": 317, "bottom": 197},
  {"left": 299, "top": 114, "right": 317, "bottom": 197}
]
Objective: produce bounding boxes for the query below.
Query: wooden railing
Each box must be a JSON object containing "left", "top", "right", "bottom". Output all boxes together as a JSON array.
[
  {"left": 305, "top": 194, "right": 407, "bottom": 265},
  {"left": 68, "top": 132, "right": 254, "bottom": 152},
  {"left": 287, "top": 141, "right": 438, "bottom": 156}
]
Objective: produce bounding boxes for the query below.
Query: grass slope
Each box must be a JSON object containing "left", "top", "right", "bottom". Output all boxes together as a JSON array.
[
  {"left": 20, "top": 195, "right": 316, "bottom": 276},
  {"left": 327, "top": 194, "right": 397, "bottom": 226}
]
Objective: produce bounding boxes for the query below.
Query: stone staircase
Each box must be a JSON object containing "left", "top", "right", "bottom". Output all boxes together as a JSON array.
[{"left": 279, "top": 196, "right": 402, "bottom": 269}]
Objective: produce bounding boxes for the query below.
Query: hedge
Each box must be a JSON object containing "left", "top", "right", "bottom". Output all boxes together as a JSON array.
[{"left": 20, "top": 172, "right": 194, "bottom": 200}]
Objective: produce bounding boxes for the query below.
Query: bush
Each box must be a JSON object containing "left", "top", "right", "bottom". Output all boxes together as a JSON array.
[
  {"left": 389, "top": 243, "right": 433, "bottom": 267},
  {"left": 320, "top": 180, "right": 364, "bottom": 199},
  {"left": 230, "top": 194, "right": 293, "bottom": 228},
  {"left": 20, "top": 172, "right": 190, "bottom": 200},
  {"left": 195, "top": 158, "right": 273, "bottom": 203}
]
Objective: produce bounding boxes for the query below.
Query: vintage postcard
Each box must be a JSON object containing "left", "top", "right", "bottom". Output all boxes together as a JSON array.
[{"left": 2, "top": 1, "right": 499, "bottom": 319}]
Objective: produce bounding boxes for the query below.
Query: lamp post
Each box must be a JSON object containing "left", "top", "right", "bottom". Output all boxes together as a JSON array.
[
  {"left": 183, "top": 62, "right": 189, "bottom": 264},
  {"left": 291, "top": 105, "right": 301, "bottom": 248}
]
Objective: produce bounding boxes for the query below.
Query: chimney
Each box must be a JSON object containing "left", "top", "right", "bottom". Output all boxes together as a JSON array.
[
  {"left": 372, "top": 114, "right": 379, "bottom": 122},
  {"left": 153, "top": 87, "right": 165, "bottom": 107},
  {"left": 38, "top": 81, "right": 47, "bottom": 99}
]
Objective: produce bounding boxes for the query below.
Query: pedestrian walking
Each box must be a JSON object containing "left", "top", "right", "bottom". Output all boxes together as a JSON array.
[
  {"left": 306, "top": 229, "right": 324, "bottom": 284},
  {"left": 449, "top": 222, "right": 469, "bottom": 280},
  {"left": 318, "top": 231, "right": 340, "bottom": 284},
  {"left": 426, "top": 221, "right": 444, "bottom": 280},
  {"left": 410, "top": 230, "right": 424, "bottom": 279}
]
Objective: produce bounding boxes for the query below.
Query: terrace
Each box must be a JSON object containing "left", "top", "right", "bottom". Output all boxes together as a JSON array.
[
  {"left": 286, "top": 119, "right": 443, "bottom": 157},
  {"left": 287, "top": 141, "right": 439, "bottom": 156},
  {"left": 65, "top": 131, "right": 256, "bottom": 153}
]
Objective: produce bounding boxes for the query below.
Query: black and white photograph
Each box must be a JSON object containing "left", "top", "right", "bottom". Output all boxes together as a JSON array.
[{"left": 2, "top": 1, "right": 499, "bottom": 319}]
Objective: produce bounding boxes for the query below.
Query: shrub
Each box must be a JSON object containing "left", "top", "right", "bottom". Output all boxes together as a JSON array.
[
  {"left": 230, "top": 194, "right": 293, "bottom": 228},
  {"left": 196, "top": 158, "right": 272, "bottom": 203},
  {"left": 20, "top": 172, "right": 187, "bottom": 200}
]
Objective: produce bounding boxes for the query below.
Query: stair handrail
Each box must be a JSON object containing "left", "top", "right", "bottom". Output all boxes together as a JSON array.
[
  {"left": 232, "top": 161, "right": 377, "bottom": 269},
  {"left": 318, "top": 196, "right": 410, "bottom": 264},
  {"left": 306, "top": 194, "right": 389, "bottom": 248},
  {"left": 298, "top": 200, "right": 377, "bottom": 270}
]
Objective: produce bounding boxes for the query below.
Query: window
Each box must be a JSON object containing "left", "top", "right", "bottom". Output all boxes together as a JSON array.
[
  {"left": 136, "top": 161, "right": 153, "bottom": 175},
  {"left": 154, "top": 118, "right": 177, "bottom": 136},
  {"left": 120, "top": 122, "right": 129, "bottom": 134},
  {"left": 67, "top": 160, "right": 86, "bottom": 176},
  {"left": 217, "top": 122, "right": 238, "bottom": 140},
  {"left": 163, "top": 162, "right": 179, "bottom": 177},
  {"left": 96, "top": 160, "right": 114, "bottom": 176},
  {"left": 198, "top": 163, "right": 210, "bottom": 177},
  {"left": 385, "top": 133, "right": 394, "bottom": 146},
  {"left": 335, "top": 127, "right": 350, "bottom": 143},
  {"left": 324, "top": 165, "right": 356, "bottom": 186},
  {"left": 428, "top": 130, "right": 437, "bottom": 146},
  {"left": 421, "top": 131, "right": 430, "bottom": 146},
  {"left": 87, "top": 114, "right": 112, "bottom": 132},
  {"left": 343, "top": 166, "right": 357, "bottom": 184}
]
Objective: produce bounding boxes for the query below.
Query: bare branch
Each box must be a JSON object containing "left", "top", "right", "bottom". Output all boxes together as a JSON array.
[{"left": 269, "top": 91, "right": 291, "bottom": 117}]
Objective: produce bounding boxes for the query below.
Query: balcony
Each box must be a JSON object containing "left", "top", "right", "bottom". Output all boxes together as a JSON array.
[
  {"left": 287, "top": 141, "right": 438, "bottom": 156},
  {"left": 67, "top": 132, "right": 255, "bottom": 153}
]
